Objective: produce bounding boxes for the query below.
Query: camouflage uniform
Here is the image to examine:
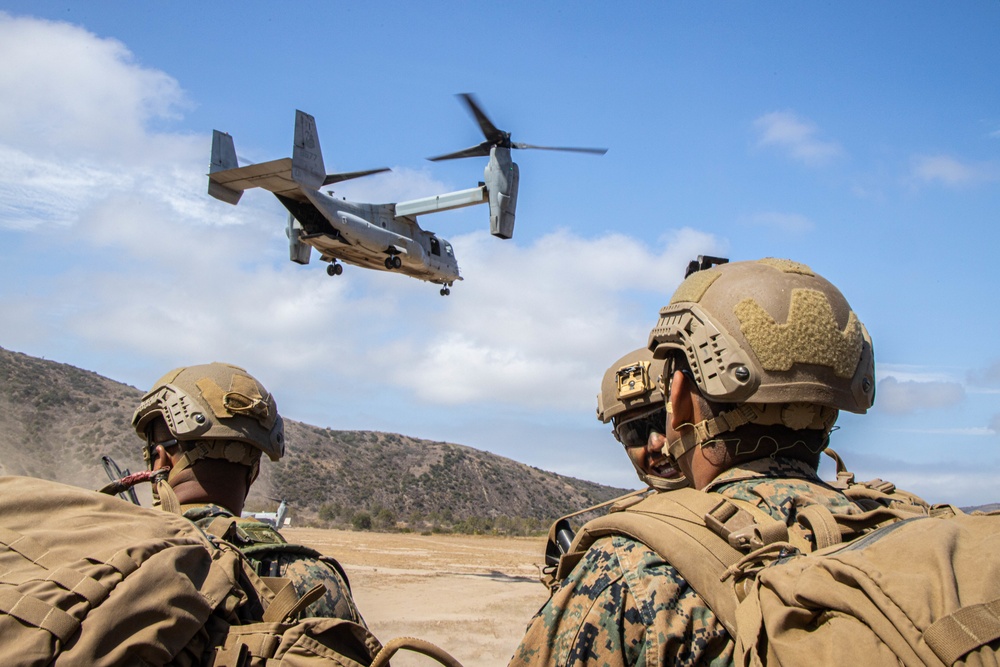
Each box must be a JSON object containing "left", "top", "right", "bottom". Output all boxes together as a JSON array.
[
  {"left": 183, "top": 504, "right": 365, "bottom": 625},
  {"left": 509, "top": 457, "right": 861, "bottom": 667}
]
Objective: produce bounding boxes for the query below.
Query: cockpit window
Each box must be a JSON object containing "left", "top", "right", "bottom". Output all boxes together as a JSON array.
[
  {"left": 430, "top": 236, "right": 441, "bottom": 256},
  {"left": 443, "top": 241, "right": 454, "bottom": 257}
]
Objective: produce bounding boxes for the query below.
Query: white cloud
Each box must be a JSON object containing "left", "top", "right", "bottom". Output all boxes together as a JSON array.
[
  {"left": 876, "top": 470, "right": 998, "bottom": 508},
  {"left": 876, "top": 376, "right": 965, "bottom": 415},
  {"left": 0, "top": 12, "right": 189, "bottom": 163},
  {"left": 388, "top": 227, "right": 715, "bottom": 409},
  {"left": 16, "top": 218, "right": 716, "bottom": 415},
  {"left": 887, "top": 427, "right": 993, "bottom": 437},
  {"left": 911, "top": 154, "right": 999, "bottom": 187},
  {"left": 744, "top": 211, "right": 815, "bottom": 234},
  {"left": 753, "top": 111, "right": 844, "bottom": 166},
  {"left": 0, "top": 13, "right": 205, "bottom": 233}
]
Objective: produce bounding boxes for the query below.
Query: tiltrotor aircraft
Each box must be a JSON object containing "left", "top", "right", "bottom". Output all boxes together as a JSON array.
[{"left": 207, "top": 95, "right": 605, "bottom": 295}]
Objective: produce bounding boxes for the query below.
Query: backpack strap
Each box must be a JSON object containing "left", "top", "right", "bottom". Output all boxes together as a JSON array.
[
  {"left": 555, "top": 488, "right": 919, "bottom": 635},
  {"left": 924, "top": 596, "right": 1000, "bottom": 665},
  {"left": 541, "top": 489, "right": 651, "bottom": 591},
  {"left": 370, "top": 636, "right": 465, "bottom": 667},
  {"left": 154, "top": 479, "right": 183, "bottom": 515},
  {"left": 0, "top": 588, "right": 80, "bottom": 645},
  {"left": 204, "top": 516, "right": 238, "bottom": 540},
  {"left": 796, "top": 504, "right": 843, "bottom": 550},
  {"left": 261, "top": 582, "right": 326, "bottom": 623},
  {"left": 557, "top": 488, "right": 755, "bottom": 634}
]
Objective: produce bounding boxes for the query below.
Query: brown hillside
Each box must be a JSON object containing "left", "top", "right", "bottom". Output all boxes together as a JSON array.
[{"left": 0, "top": 346, "right": 629, "bottom": 526}]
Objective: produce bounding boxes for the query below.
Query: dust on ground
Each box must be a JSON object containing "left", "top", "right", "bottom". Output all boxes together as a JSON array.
[{"left": 284, "top": 528, "right": 551, "bottom": 667}]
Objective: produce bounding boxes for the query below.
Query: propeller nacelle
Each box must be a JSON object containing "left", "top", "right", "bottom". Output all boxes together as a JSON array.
[
  {"left": 427, "top": 94, "right": 604, "bottom": 240},
  {"left": 485, "top": 147, "right": 518, "bottom": 239}
]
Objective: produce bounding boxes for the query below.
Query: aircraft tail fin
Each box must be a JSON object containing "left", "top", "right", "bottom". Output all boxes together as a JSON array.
[
  {"left": 291, "top": 110, "right": 325, "bottom": 190},
  {"left": 208, "top": 130, "right": 243, "bottom": 204}
]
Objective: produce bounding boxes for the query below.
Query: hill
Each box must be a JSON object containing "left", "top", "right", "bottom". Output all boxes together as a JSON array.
[{"left": 0, "top": 346, "right": 629, "bottom": 531}]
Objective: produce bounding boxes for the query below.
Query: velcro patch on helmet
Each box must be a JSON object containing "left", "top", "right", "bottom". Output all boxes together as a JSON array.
[
  {"left": 757, "top": 257, "right": 814, "bottom": 276},
  {"left": 196, "top": 377, "right": 233, "bottom": 420},
  {"left": 225, "top": 374, "right": 274, "bottom": 428},
  {"left": 669, "top": 269, "right": 722, "bottom": 305},
  {"left": 734, "top": 288, "right": 863, "bottom": 378},
  {"left": 196, "top": 374, "right": 274, "bottom": 428}
]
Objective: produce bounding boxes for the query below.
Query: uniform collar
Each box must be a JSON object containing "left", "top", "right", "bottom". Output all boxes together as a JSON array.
[{"left": 704, "top": 457, "right": 822, "bottom": 492}]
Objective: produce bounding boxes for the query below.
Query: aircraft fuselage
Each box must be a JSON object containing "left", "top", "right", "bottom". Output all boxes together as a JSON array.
[{"left": 282, "top": 192, "right": 461, "bottom": 285}]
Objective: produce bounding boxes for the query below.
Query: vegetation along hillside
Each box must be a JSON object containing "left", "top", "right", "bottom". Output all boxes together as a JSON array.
[{"left": 0, "top": 346, "right": 629, "bottom": 533}]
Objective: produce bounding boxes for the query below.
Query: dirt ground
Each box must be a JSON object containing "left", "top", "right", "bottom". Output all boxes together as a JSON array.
[{"left": 284, "top": 528, "right": 551, "bottom": 667}]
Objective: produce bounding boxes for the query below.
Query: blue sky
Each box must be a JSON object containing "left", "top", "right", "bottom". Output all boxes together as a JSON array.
[{"left": 1, "top": 2, "right": 998, "bottom": 505}]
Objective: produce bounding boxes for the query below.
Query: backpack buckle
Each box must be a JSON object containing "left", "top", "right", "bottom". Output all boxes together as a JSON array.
[{"left": 705, "top": 499, "right": 760, "bottom": 552}]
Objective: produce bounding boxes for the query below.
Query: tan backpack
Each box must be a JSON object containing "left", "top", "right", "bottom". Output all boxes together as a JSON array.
[
  {"left": 554, "top": 481, "right": 1000, "bottom": 667},
  {"left": 0, "top": 476, "right": 462, "bottom": 667}
]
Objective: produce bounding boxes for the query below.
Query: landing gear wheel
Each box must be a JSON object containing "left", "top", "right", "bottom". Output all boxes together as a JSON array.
[
  {"left": 391, "top": 256, "right": 402, "bottom": 269},
  {"left": 326, "top": 263, "right": 343, "bottom": 276},
  {"left": 384, "top": 257, "right": 394, "bottom": 270},
  {"left": 440, "top": 287, "right": 451, "bottom": 296}
]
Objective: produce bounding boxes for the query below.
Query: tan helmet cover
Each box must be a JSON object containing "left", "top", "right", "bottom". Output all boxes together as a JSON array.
[
  {"left": 596, "top": 347, "right": 665, "bottom": 424},
  {"left": 132, "top": 362, "right": 285, "bottom": 462},
  {"left": 648, "top": 258, "right": 875, "bottom": 413}
]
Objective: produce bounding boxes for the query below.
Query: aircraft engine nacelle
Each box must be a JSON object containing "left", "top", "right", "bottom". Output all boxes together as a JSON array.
[
  {"left": 286, "top": 214, "right": 312, "bottom": 265},
  {"left": 485, "top": 146, "right": 519, "bottom": 239}
]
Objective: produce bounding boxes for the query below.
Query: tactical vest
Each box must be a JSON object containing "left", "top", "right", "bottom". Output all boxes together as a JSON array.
[{"left": 548, "top": 462, "right": 1000, "bottom": 667}]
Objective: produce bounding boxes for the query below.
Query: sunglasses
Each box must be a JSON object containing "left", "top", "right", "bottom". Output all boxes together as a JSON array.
[{"left": 613, "top": 407, "right": 667, "bottom": 450}]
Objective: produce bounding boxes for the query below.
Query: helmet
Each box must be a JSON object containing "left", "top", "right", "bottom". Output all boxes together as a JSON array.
[
  {"left": 597, "top": 348, "right": 687, "bottom": 491},
  {"left": 132, "top": 362, "right": 285, "bottom": 464},
  {"left": 597, "top": 347, "right": 664, "bottom": 424},
  {"left": 647, "top": 258, "right": 874, "bottom": 461},
  {"left": 648, "top": 258, "right": 874, "bottom": 412}
]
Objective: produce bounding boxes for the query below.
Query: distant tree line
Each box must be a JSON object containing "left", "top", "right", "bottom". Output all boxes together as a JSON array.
[{"left": 314, "top": 501, "right": 549, "bottom": 536}]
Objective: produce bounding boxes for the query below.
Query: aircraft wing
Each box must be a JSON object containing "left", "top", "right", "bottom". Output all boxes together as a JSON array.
[{"left": 208, "top": 158, "right": 310, "bottom": 203}]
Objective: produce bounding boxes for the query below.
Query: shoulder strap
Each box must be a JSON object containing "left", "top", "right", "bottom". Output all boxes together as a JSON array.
[
  {"left": 558, "top": 482, "right": 926, "bottom": 636},
  {"left": 557, "top": 488, "right": 753, "bottom": 634},
  {"left": 261, "top": 582, "right": 326, "bottom": 623},
  {"left": 540, "top": 489, "right": 651, "bottom": 590}
]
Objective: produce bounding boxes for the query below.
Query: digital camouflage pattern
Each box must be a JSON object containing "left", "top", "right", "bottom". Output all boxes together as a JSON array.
[
  {"left": 509, "top": 458, "right": 861, "bottom": 667},
  {"left": 183, "top": 504, "right": 365, "bottom": 625}
]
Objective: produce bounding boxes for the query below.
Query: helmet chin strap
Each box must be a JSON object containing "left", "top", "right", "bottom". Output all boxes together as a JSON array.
[
  {"left": 164, "top": 440, "right": 261, "bottom": 486},
  {"left": 666, "top": 404, "right": 760, "bottom": 463},
  {"left": 645, "top": 471, "right": 690, "bottom": 491},
  {"left": 148, "top": 439, "right": 261, "bottom": 510},
  {"left": 666, "top": 402, "right": 839, "bottom": 463}
]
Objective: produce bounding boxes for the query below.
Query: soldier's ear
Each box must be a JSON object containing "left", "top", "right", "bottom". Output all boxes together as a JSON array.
[
  {"left": 153, "top": 445, "right": 174, "bottom": 471},
  {"left": 668, "top": 370, "right": 695, "bottom": 430}
]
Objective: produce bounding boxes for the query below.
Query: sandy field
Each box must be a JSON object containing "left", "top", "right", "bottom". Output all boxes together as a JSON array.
[{"left": 284, "top": 528, "right": 551, "bottom": 667}]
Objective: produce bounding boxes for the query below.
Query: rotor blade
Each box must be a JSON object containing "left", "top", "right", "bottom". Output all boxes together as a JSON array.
[
  {"left": 458, "top": 93, "right": 506, "bottom": 144},
  {"left": 322, "top": 167, "right": 390, "bottom": 186},
  {"left": 427, "top": 142, "right": 492, "bottom": 162},
  {"left": 512, "top": 142, "right": 608, "bottom": 155}
]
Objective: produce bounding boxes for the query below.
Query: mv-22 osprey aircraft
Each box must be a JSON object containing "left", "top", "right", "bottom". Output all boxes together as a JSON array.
[{"left": 207, "top": 95, "right": 605, "bottom": 295}]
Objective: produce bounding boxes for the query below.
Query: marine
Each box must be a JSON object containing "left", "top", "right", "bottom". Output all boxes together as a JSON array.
[
  {"left": 131, "top": 361, "right": 365, "bottom": 624},
  {"left": 511, "top": 257, "right": 889, "bottom": 666}
]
